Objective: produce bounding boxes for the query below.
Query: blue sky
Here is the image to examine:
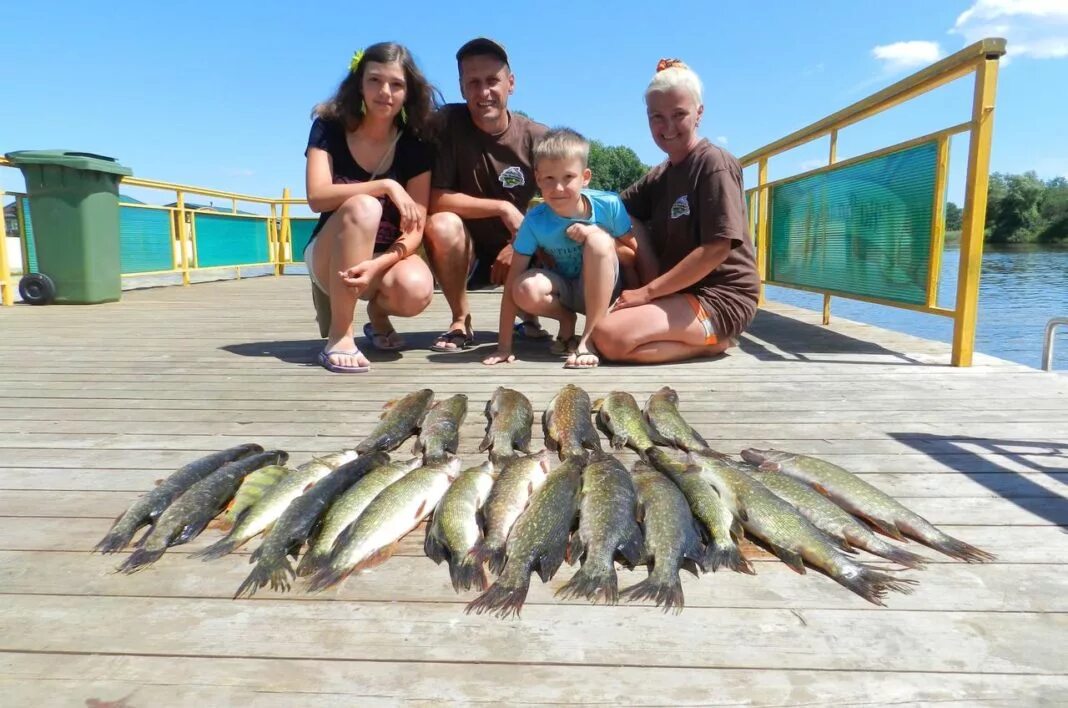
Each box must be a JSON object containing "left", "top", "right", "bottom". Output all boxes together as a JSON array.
[{"left": 2, "top": 0, "right": 1066, "bottom": 214}]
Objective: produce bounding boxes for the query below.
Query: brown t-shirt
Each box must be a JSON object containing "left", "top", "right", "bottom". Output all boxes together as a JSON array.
[
  {"left": 432, "top": 104, "right": 548, "bottom": 257},
  {"left": 621, "top": 139, "right": 759, "bottom": 339}
]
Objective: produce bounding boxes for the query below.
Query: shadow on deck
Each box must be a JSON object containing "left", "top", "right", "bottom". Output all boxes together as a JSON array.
[{"left": 739, "top": 310, "right": 930, "bottom": 365}]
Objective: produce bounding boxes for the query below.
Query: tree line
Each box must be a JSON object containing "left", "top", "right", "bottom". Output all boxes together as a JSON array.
[{"left": 948, "top": 172, "right": 1067, "bottom": 243}]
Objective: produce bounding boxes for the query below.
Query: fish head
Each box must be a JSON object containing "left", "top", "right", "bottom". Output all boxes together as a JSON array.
[
  {"left": 654, "top": 386, "right": 679, "bottom": 403},
  {"left": 740, "top": 448, "right": 789, "bottom": 467},
  {"left": 268, "top": 450, "right": 290, "bottom": 465}
]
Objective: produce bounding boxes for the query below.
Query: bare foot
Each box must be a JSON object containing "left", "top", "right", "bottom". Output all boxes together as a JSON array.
[{"left": 323, "top": 336, "right": 371, "bottom": 369}]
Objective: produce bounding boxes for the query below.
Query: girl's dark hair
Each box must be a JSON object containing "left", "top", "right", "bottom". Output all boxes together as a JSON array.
[{"left": 313, "top": 41, "right": 442, "bottom": 139}]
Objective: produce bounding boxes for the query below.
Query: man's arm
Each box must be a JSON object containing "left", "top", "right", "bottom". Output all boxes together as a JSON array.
[{"left": 430, "top": 189, "right": 524, "bottom": 232}]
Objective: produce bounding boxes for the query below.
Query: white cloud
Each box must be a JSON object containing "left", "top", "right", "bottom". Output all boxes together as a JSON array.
[
  {"left": 871, "top": 41, "right": 945, "bottom": 71},
  {"left": 952, "top": 0, "right": 1068, "bottom": 60},
  {"left": 715, "top": 135, "right": 728, "bottom": 145}
]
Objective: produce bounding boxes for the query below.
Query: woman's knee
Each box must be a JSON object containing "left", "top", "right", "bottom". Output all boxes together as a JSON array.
[
  {"left": 336, "top": 194, "right": 382, "bottom": 229},
  {"left": 591, "top": 318, "right": 630, "bottom": 360},
  {"left": 381, "top": 261, "right": 434, "bottom": 316},
  {"left": 424, "top": 211, "right": 464, "bottom": 249}
]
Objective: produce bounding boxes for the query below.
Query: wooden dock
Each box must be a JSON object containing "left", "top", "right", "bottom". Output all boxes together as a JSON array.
[{"left": 1, "top": 274, "right": 1065, "bottom": 706}]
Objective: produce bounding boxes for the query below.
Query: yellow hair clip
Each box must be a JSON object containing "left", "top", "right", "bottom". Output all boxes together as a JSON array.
[{"left": 349, "top": 49, "right": 365, "bottom": 73}]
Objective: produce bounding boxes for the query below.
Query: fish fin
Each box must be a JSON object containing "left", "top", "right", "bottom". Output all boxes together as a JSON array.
[
  {"left": 535, "top": 542, "right": 569, "bottom": 583},
  {"left": 616, "top": 523, "right": 644, "bottom": 569},
  {"left": 482, "top": 545, "right": 507, "bottom": 576},
  {"left": 94, "top": 514, "right": 139, "bottom": 555},
  {"left": 351, "top": 543, "right": 398, "bottom": 574},
  {"left": 465, "top": 577, "right": 531, "bottom": 619},
  {"left": 852, "top": 532, "right": 930, "bottom": 569},
  {"left": 413, "top": 499, "right": 429, "bottom": 520},
  {"left": 542, "top": 406, "right": 554, "bottom": 438},
  {"left": 772, "top": 547, "right": 807, "bottom": 575},
  {"left": 688, "top": 427, "right": 709, "bottom": 448},
  {"left": 515, "top": 428, "right": 533, "bottom": 454},
  {"left": 424, "top": 522, "right": 448, "bottom": 566},
  {"left": 295, "top": 548, "right": 328, "bottom": 578},
  {"left": 191, "top": 532, "right": 242, "bottom": 561},
  {"left": 647, "top": 426, "right": 672, "bottom": 448},
  {"left": 583, "top": 426, "right": 603, "bottom": 452},
  {"left": 703, "top": 541, "right": 754, "bottom": 575},
  {"left": 174, "top": 519, "right": 212, "bottom": 546},
  {"left": 234, "top": 557, "right": 295, "bottom": 599},
  {"left": 116, "top": 545, "right": 168, "bottom": 574},
  {"left": 381, "top": 399, "right": 397, "bottom": 413},
  {"left": 834, "top": 564, "right": 918, "bottom": 607},
  {"left": 556, "top": 558, "right": 619, "bottom": 604},
  {"left": 448, "top": 553, "right": 489, "bottom": 593},
  {"left": 620, "top": 570, "right": 685, "bottom": 614},
  {"left": 896, "top": 521, "right": 996, "bottom": 563},
  {"left": 758, "top": 461, "right": 781, "bottom": 473},
  {"left": 859, "top": 513, "right": 908, "bottom": 542},
  {"left": 567, "top": 533, "right": 585, "bottom": 566},
  {"left": 592, "top": 397, "right": 604, "bottom": 413},
  {"left": 478, "top": 431, "right": 493, "bottom": 454},
  {"left": 680, "top": 557, "right": 702, "bottom": 578}
]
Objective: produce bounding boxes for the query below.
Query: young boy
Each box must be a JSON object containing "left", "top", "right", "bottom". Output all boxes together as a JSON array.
[{"left": 482, "top": 128, "right": 636, "bottom": 369}]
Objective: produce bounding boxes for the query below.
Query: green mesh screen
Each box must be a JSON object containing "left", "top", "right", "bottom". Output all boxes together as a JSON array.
[
  {"left": 289, "top": 219, "right": 318, "bottom": 262},
  {"left": 193, "top": 213, "right": 270, "bottom": 268},
  {"left": 767, "top": 140, "right": 938, "bottom": 305},
  {"left": 120, "top": 206, "right": 173, "bottom": 274},
  {"left": 20, "top": 198, "right": 38, "bottom": 273}
]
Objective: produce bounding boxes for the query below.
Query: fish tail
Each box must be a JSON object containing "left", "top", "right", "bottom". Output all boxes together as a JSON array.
[
  {"left": 295, "top": 548, "right": 329, "bottom": 578},
  {"left": 191, "top": 535, "right": 239, "bottom": 561},
  {"left": 234, "top": 557, "right": 294, "bottom": 599},
  {"left": 306, "top": 562, "right": 353, "bottom": 593},
  {"left": 703, "top": 541, "right": 755, "bottom": 575},
  {"left": 116, "top": 546, "right": 167, "bottom": 573},
  {"left": 835, "top": 564, "right": 919, "bottom": 606},
  {"left": 424, "top": 525, "right": 448, "bottom": 565},
  {"left": 915, "top": 527, "right": 996, "bottom": 563},
  {"left": 858, "top": 535, "right": 930, "bottom": 569},
  {"left": 449, "top": 554, "right": 489, "bottom": 593},
  {"left": 464, "top": 577, "right": 531, "bottom": 619},
  {"left": 555, "top": 559, "right": 619, "bottom": 604},
  {"left": 620, "top": 568, "right": 685, "bottom": 614},
  {"left": 94, "top": 520, "right": 139, "bottom": 555},
  {"left": 475, "top": 541, "right": 507, "bottom": 576}
]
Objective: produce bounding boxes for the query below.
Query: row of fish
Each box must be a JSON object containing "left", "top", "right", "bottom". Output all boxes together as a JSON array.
[{"left": 96, "top": 385, "right": 995, "bottom": 617}]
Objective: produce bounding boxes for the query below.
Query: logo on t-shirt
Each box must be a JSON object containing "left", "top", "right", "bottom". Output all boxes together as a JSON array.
[
  {"left": 670, "top": 195, "right": 690, "bottom": 219},
  {"left": 498, "top": 166, "right": 526, "bottom": 189}
]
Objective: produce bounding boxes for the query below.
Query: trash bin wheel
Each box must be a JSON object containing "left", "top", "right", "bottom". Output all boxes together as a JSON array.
[{"left": 18, "top": 273, "right": 56, "bottom": 305}]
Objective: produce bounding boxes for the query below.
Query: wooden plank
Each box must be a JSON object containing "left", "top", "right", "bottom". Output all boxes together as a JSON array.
[
  {"left": 4, "top": 653, "right": 1065, "bottom": 707},
  {"left": 1, "top": 595, "right": 1064, "bottom": 674},
  {"left": 0, "top": 550, "right": 1062, "bottom": 613}
]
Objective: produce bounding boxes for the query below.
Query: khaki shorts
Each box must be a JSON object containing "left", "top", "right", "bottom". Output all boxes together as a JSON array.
[{"left": 526, "top": 265, "right": 622, "bottom": 315}]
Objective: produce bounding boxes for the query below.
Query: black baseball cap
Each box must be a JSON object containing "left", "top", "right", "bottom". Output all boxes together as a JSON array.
[{"left": 455, "top": 37, "right": 509, "bottom": 65}]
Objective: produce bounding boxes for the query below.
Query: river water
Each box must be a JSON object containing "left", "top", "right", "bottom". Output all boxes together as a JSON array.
[{"left": 766, "top": 245, "right": 1068, "bottom": 370}]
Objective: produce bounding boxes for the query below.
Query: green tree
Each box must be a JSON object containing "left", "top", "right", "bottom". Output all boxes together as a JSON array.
[
  {"left": 1038, "top": 176, "right": 1068, "bottom": 243},
  {"left": 945, "top": 201, "right": 963, "bottom": 231},
  {"left": 587, "top": 140, "right": 649, "bottom": 194},
  {"left": 989, "top": 171, "right": 1046, "bottom": 243}
]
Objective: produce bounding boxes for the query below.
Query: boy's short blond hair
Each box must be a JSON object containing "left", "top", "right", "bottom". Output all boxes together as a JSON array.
[{"left": 533, "top": 127, "right": 590, "bottom": 168}]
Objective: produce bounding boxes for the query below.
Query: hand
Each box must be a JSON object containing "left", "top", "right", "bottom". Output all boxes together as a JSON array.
[
  {"left": 482, "top": 349, "right": 516, "bottom": 366},
  {"left": 498, "top": 202, "right": 525, "bottom": 235},
  {"left": 612, "top": 286, "right": 652, "bottom": 311},
  {"left": 490, "top": 243, "right": 515, "bottom": 286},
  {"left": 385, "top": 180, "right": 424, "bottom": 233},
  {"left": 339, "top": 259, "right": 382, "bottom": 298},
  {"left": 565, "top": 223, "right": 603, "bottom": 245}
]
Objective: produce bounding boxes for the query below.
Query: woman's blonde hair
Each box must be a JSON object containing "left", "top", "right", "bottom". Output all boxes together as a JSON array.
[{"left": 645, "top": 58, "right": 703, "bottom": 107}]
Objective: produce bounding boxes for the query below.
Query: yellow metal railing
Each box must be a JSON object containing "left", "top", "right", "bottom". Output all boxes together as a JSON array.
[{"left": 741, "top": 37, "right": 1005, "bottom": 366}]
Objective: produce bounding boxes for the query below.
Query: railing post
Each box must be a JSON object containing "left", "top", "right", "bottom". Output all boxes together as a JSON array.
[
  {"left": 269, "top": 201, "right": 281, "bottom": 277},
  {"left": 176, "top": 191, "right": 190, "bottom": 286},
  {"left": 927, "top": 136, "right": 951, "bottom": 307},
  {"left": 822, "top": 130, "right": 839, "bottom": 325},
  {"left": 756, "top": 158, "right": 769, "bottom": 306},
  {"left": 952, "top": 56, "right": 1000, "bottom": 367},
  {"left": 0, "top": 189, "right": 12, "bottom": 306},
  {"left": 279, "top": 187, "right": 292, "bottom": 276}
]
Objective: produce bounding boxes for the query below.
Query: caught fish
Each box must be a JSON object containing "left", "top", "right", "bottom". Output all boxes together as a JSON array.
[
  {"left": 222, "top": 464, "right": 291, "bottom": 527},
  {"left": 692, "top": 451, "right": 917, "bottom": 606},
  {"left": 307, "top": 456, "right": 461, "bottom": 591},
  {"left": 643, "top": 387, "right": 708, "bottom": 452},
  {"left": 543, "top": 384, "right": 601, "bottom": 460},
  {"left": 297, "top": 456, "right": 422, "bottom": 577},
  {"left": 556, "top": 452, "right": 643, "bottom": 604},
  {"left": 477, "top": 450, "right": 551, "bottom": 574},
  {"left": 356, "top": 388, "right": 434, "bottom": 454},
  {"left": 594, "top": 391, "right": 669, "bottom": 456},
  {"left": 620, "top": 462, "right": 704, "bottom": 613},
  {"left": 195, "top": 450, "right": 358, "bottom": 561},
  {"left": 425, "top": 461, "right": 498, "bottom": 592},
  {"left": 95, "top": 443, "right": 263, "bottom": 553},
  {"left": 749, "top": 470, "right": 929, "bottom": 569},
  {"left": 479, "top": 387, "right": 534, "bottom": 463},
  {"left": 646, "top": 447, "right": 752, "bottom": 574},
  {"left": 414, "top": 394, "right": 468, "bottom": 463},
  {"left": 466, "top": 456, "right": 583, "bottom": 618},
  {"left": 234, "top": 451, "right": 390, "bottom": 598},
  {"left": 741, "top": 448, "right": 995, "bottom": 563},
  {"left": 117, "top": 450, "right": 287, "bottom": 572}
]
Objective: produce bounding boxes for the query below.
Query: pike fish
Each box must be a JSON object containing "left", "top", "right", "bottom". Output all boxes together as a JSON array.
[
  {"left": 195, "top": 449, "right": 358, "bottom": 561},
  {"left": 646, "top": 447, "right": 752, "bottom": 574},
  {"left": 414, "top": 394, "right": 468, "bottom": 463},
  {"left": 297, "top": 456, "right": 423, "bottom": 577},
  {"left": 307, "top": 456, "right": 461, "bottom": 591},
  {"left": 643, "top": 387, "right": 709, "bottom": 452},
  {"left": 751, "top": 470, "right": 929, "bottom": 569},
  {"left": 479, "top": 387, "right": 534, "bottom": 463},
  {"left": 95, "top": 443, "right": 264, "bottom": 553},
  {"left": 477, "top": 450, "right": 551, "bottom": 574},
  {"left": 692, "top": 451, "right": 917, "bottom": 606},
  {"left": 556, "top": 452, "right": 643, "bottom": 604},
  {"left": 117, "top": 450, "right": 287, "bottom": 572},
  {"left": 620, "top": 462, "right": 704, "bottom": 613},
  {"left": 425, "top": 460, "right": 498, "bottom": 592},
  {"left": 356, "top": 388, "right": 434, "bottom": 453},
  {"left": 233, "top": 451, "right": 390, "bottom": 598},
  {"left": 543, "top": 384, "right": 601, "bottom": 460},
  {"left": 741, "top": 448, "right": 995, "bottom": 563},
  {"left": 466, "top": 456, "right": 583, "bottom": 618},
  {"left": 594, "top": 391, "right": 669, "bottom": 456}
]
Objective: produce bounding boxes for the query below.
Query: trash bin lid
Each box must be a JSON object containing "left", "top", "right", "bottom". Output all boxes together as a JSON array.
[{"left": 4, "top": 150, "right": 132, "bottom": 176}]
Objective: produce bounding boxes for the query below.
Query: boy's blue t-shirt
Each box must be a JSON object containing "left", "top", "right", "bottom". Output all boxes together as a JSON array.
[{"left": 513, "top": 189, "right": 632, "bottom": 279}]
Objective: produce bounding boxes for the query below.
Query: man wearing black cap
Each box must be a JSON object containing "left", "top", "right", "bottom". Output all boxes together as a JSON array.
[{"left": 424, "top": 37, "right": 549, "bottom": 352}]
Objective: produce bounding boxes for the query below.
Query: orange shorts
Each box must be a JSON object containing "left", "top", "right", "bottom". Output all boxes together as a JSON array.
[{"left": 684, "top": 294, "right": 719, "bottom": 346}]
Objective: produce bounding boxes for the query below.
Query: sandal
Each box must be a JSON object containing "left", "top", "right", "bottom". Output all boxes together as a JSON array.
[
  {"left": 564, "top": 348, "right": 600, "bottom": 369},
  {"left": 430, "top": 325, "right": 474, "bottom": 353},
  {"left": 363, "top": 322, "right": 405, "bottom": 351},
  {"left": 549, "top": 335, "right": 580, "bottom": 357},
  {"left": 514, "top": 320, "right": 552, "bottom": 340},
  {"left": 318, "top": 348, "right": 370, "bottom": 374}
]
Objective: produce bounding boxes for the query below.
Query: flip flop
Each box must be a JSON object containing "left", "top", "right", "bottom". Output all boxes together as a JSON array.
[
  {"left": 513, "top": 320, "right": 552, "bottom": 340},
  {"left": 549, "top": 335, "right": 580, "bottom": 357},
  {"left": 363, "top": 322, "right": 405, "bottom": 351},
  {"left": 318, "top": 348, "right": 370, "bottom": 374},
  {"left": 430, "top": 326, "right": 474, "bottom": 353},
  {"left": 564, "top": 348, "right": 600, "bottom": 369}
]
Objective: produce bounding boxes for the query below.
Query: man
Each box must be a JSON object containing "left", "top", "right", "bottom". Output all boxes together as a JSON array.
[{"left": 424, "top": 37, "right": 551, "bottom": 351}]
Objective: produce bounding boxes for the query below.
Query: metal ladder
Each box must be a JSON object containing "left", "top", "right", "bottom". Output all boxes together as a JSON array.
[{"left": 1042, "top": 317, "right": 1068, "bottom": 371}]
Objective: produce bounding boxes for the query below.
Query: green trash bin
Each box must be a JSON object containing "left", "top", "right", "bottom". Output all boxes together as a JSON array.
[{"left": 5, "top": 150, "right": 132, "bottom": 304}]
